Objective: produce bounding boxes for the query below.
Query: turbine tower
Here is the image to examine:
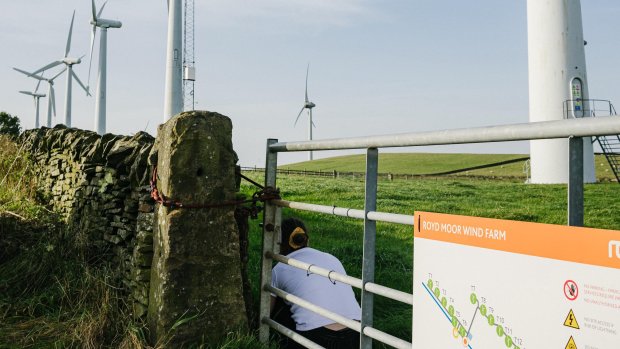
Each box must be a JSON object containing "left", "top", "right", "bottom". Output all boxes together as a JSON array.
[
  {"left": 294, "top": 64, "right": 317, "bottom": 161},
  {"left": 527, "top": 0, "right": 595, "bottom": 183},
  {"left": 89, "top": 0, "right": 122, "bottom": 135},
  {"left": 183, "top": 0, "right": 196, "bottom": 111},
  {"left": 164, "top": 0, "right": 184, "bottom": 121},
  {"left": 30, "top": 11, "right": 90, "bottom": 128},
  {"left": 14, "top": 67, "right": 66, "bottom": 128},
  {"left": 18, "top": 84, "right": 46, "bottom": 129}
]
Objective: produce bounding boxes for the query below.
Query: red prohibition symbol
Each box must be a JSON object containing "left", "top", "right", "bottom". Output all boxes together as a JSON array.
[{"left": 564, "top": 280, "right": 579, "bottom": 301}]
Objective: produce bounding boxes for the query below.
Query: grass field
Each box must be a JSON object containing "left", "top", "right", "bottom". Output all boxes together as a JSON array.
[
  {"left": 279, "top": 152, "right": 618, "bottom": 181},
  {"left": 239, "top": 171, "right": 620, "bottom": 347},
  {"left": 2, "top": 131, "right": 620, "bottom": 348}
]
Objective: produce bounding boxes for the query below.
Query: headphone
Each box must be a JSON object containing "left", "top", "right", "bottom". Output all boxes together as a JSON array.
[{"left": 288, "top": 227, "right": 308, "bottom": 249}]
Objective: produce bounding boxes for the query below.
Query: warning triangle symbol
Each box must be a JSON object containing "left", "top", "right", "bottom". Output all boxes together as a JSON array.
[
  {"left": 563, "top": 309, "right": 580, "bottom": 329},
  {"left": 565, "top": 335, "right": 577, "bottom": 349}
]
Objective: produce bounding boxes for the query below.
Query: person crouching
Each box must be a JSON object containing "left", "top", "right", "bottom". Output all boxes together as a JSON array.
[{"left": 270, "top": 218, "right": 361, "bottom": 349}]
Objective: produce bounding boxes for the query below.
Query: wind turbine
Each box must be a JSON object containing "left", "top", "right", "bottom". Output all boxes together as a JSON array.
[
  {"left": 18, "top": 80, "right": 46, "bottom": 129},
  {"left": 164, "top": 0, "right": 184, "bottom": 121},
  {"left": 294, "top": 64, "right": 317, "bottom": 161},
  {"left": 89, "top": 0, "right": 122, "bottom": 135},
  {"left": 30, "top": 11, "right": 90, "bottom": 128},
  {"left": 14, "top": 67, "right": 66, "bottom": 128}
]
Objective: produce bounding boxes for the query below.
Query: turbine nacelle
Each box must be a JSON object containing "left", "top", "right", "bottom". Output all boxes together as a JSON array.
[
  {"left": 91, "top": 18, "right": 122, "bottom": 29},
  {"left": 63, "top": 57, "right": 82, "bottom": 65},
  {"left": 305, "top": 101, "right": 316, "bottom": 109}
]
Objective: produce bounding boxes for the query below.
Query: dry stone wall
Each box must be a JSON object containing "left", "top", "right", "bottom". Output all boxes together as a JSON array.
[
  {"left": 19, "top": 125, "right": 156, "bottom": 318},
  {"left": 19, "top": 115, "right": 252, "bottom": 345}
]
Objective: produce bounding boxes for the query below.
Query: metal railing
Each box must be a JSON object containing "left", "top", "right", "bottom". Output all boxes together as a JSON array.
[
  {"left": 258, "top": 116, "right": 620, "bottom": 349},
  {"left": 241, "top": 155, "right": 531, "bottom": 180},
  {"left": 563, "top": 99, "right": 617, "bottom": 118}
]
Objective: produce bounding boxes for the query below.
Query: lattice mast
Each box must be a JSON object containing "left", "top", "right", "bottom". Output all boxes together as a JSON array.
[{"left": 183, "top": 0, "right": 196, "bottom": 111}]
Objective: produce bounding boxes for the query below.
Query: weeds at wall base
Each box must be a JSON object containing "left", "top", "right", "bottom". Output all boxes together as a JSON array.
[{"left": 0, "top": 135, "right": 272, "bottom": 348}]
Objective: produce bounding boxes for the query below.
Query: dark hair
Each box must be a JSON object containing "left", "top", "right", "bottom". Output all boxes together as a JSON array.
[{"left": 281, "top": 218, "right": 309, "bottom": 251}]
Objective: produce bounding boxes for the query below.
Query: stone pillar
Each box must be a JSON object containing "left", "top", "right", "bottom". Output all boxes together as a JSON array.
[{"left": 147, "top": 111, "right": 248, "bottom": 346}]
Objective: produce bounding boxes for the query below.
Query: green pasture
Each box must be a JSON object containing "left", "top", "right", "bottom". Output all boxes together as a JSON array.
[
  {"left": 240, "top": 172, "right": 620, "bottom": 346},
  {"left": 280, "top": 152, "right": 618, "bottom": 181}
]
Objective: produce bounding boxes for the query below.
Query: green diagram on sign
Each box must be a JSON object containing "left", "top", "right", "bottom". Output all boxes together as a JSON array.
[{"left": 425, "top": 278, "right": 524, "bottom": 349}]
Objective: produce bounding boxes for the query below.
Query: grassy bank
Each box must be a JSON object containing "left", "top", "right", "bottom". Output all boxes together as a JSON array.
[
  {"left": 240, "top": 172, "right": 620, "bottom": 345},
  {"left": 1, "top": 134, "right": 142, "bottom": 348}
]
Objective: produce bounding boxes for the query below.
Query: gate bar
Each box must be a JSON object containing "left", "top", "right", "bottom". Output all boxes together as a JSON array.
[
  {"left": 269, "top": 117, "right": 620, "bottom": 152},
  {"left": 269, "top": 252, "right": 413, "bottom": 305},
  {"left": 268, "top": 252, "right": 363, "bottom": 288},
  {"left": 267, "top": 286, "right": 411, "bottom": 349},
  {"left": 259, "top": 139, "right": 279, "bottom": 343},
  {"left": 266, "top": 285, "right": 362, "bottom": 332},
  {"left": 262, "top": 318, "right": 326, "bottom": 349},
  {"left": 361, "top": 148, "right": 378, "bottom": 349},
  {"left": 274, "top": 200, "right": 414, "bottom": 226}
]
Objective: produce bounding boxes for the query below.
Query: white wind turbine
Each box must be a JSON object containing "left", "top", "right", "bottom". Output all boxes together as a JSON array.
[
  {"left": 18, "top": 80, "right": 46, "bottom": 129},
  {"left": 29, "top": 10, "right": 90, "bottom": 128},
  {"left": 294, "top": 64, "right": 317, "bottom": 161},
  {"left": 14, "top": 67, "right": 66, "bottom": 128},
  {"left": 88, "top": 0, "right": 122, "bottom": 135},
  {"left": 164, "top": 0, "right": 184, "bottom": 121}
]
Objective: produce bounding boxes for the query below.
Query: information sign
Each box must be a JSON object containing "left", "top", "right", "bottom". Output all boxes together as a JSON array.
[{"left": 412, "top": 211, "right": 620, "bottom": 348}]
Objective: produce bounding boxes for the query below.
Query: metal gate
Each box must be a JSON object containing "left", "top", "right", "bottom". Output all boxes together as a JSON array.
[{"left": 258, "top": 116, "right": 620, "bottom": 349}]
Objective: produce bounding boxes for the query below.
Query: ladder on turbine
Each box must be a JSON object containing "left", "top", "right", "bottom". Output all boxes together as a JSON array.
[
  {"left": 565, "top": 99, "right": 620, "bottom": 182},
  {"left": 597, "top": 133, "right": 620, "bottom": 182}
]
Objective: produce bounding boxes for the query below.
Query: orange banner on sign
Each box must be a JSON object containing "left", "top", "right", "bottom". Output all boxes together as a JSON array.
[{"left": 414, "top": 211, "right": 620, "bottom": 270}]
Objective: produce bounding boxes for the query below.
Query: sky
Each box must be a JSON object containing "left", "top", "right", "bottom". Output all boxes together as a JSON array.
[{"left": 1, "top": 1, "right": 619, "bottom": 167}]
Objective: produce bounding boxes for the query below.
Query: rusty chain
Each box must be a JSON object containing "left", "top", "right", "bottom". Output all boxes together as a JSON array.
[{"left": 149, "top": 166, "right": 279, "bottom": 219}]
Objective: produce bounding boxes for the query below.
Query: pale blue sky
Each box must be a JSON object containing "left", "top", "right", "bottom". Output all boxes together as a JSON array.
[{"left": 1, "top": 1, "right": 619, "bottom": 166}]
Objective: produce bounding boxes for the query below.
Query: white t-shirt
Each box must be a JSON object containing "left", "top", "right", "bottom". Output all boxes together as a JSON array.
[{"left": 271, "top": 247, "right": 361, "bottom": 331}]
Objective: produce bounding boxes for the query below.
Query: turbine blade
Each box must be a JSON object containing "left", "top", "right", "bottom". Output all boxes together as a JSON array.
[
  {"left": 88, "top": 26, "right": 97, "bottom": 87},
  {"left": 19, "top": 91, "right": 33, "bottom": 96},
  {"left": 13, "top": 67, "right": 31, "bottom": 76},
  {"left": 14, "top": 67, "right": 45, "bottom": 81},
  {"left": 294, "top": 106, "right": 305, "bottom": 126},
  {"left": 71, "top": 70, "right": 90, "bottom": 96},
  {"left": 31, "top": 61, "right": 63, "bottom": 76},
  {"left": 51, "top": 67, "right": 67, "bottom": 81},
  {"left": 91, "top": 0, "right": 97, "bottom": 21},
  {"left": 97, "top": 1, "right": 108, "bottom": 18},
  {"left": 305, "top": 63, "right": 310, "bottom": 102},
  {"left": 65, "top": 10, "right": 76, "bottom": 58},
  {"left": 35, "top": 77, "right": 43, "bottom": 93}
]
